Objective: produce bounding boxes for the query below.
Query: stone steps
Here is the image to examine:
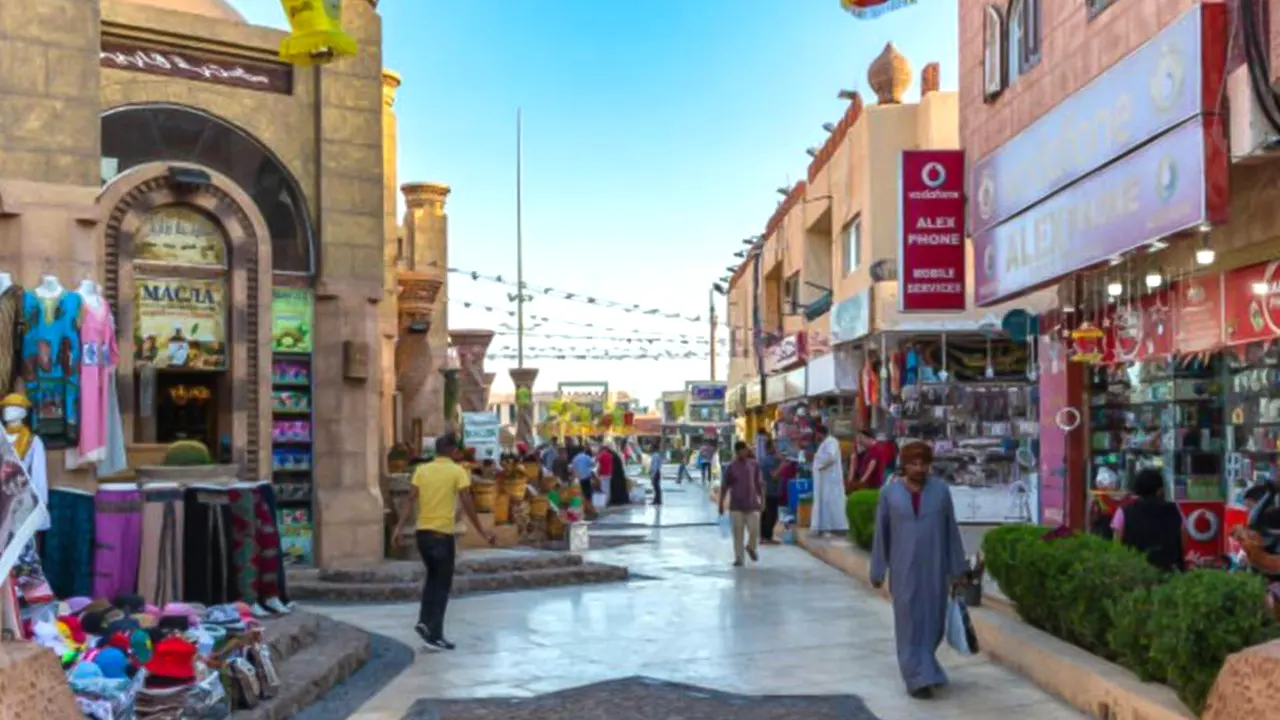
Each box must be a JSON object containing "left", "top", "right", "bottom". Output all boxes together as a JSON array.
[
  {"left": 234, "top": 611, "right": 371, "bottom": 719},
  {"left": 288, "top": 561, "right": 630, "bottom": 603}
]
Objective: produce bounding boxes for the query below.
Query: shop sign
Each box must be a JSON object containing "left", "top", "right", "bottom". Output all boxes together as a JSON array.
[
  {"left": 271, "top": 287, "right": 315, "bottom": 353},
  {"left": 899, "top": 149, "right": 966, "bottom": 312},
  {"left": 1104, "top": 290, "right": 1174, "bottom": 363},
  {"left": 688, "top": 382, "right": 726, "bottom": 403},
  {"left": 763, "top": 333, "right": 807, "bottom": 374},
  {"left": 136, "top": 205, "right": 227, "bottom": 268},
  {"left": 782, "top": 368, "right": 807, "bottom": 402},
  {"left": 724, "top": 384, "right": 744, "bottom": 415},
  {"left": 974, "top": 117, "right": 1225, "bottom": 307},
  {"left": 100, "top": 39, "right": 294, "bottom": 95},
  {"left": 1224, "top": 262, "right": 1280, "bottom": 345},
  {"left": 134, "top": 277, "right": 227, "bottom": 370},
  {"left": 1179, "top": 501, "right": 1225, "bottom": 566},
  {"left": 808, "top": 312, "right": 832, "bottom": 357},
  {"left": 831, "top": 290, "right": 871, "bottom": 343},
  {"left": 461, "top": 411, "right": 501, "bottom": 462},
  {"left": 765, "top": 374, "right": 787, "bottom": 404},
  {"left": 1171, "top": 273, "right": 1223, "bottom": 354},
  {"left": 806, "top": 354, "right": 857, "bottom": 397},
  {"left": 969, "top": 5, "right": 1220, "bottom": 234},
  {"left": 744, "top": 379, "right": 763, "bottom": 408}
]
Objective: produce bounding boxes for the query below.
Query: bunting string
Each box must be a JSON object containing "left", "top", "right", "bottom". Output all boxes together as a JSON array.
[{"left": 449, "top": 296, "right": 728, "bottom": 336}]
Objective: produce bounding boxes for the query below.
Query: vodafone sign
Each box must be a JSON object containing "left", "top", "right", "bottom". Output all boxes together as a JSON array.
[{"left": 899, "top": 150, "right": 966, "bottom": 313}]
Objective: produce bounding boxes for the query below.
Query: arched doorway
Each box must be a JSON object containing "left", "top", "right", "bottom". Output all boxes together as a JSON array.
[{"left": 99, "top": 163, "right": 274, "bottom": 478}]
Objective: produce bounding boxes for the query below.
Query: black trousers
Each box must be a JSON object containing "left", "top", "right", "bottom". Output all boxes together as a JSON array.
[
  {"left": 762, "top": 495, "right": 781, "bottom": 541},
  {"left": 416, "top": 530, "right": 456, "bottom": 639},
  {"left": 700, "top": 465, "right": 711, "bottom": 483},
  {"left": 651, "top": 472, "right": 663, "bottom": 505},
  {"left": 183, "top": 488, "right": 236, "bottom": 606}
]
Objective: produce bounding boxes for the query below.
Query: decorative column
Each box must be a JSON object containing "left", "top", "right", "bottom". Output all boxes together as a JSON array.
[
  {"left": 483, "top": 372, "right": 497, "bottom": 406},
  {"left": 379, "top": 68, "right": 402, "bottom": 458},
  {"left": 398, "top": 182, "right": 451, "bottom": 439},
  {"left": 509, "top": 367, "right": 539, "bottom": 448},
  {"left": 449, "top": 330, "right": 494, "bottom": 413}
]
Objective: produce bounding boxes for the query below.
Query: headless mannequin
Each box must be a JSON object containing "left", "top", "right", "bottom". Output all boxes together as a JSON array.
[
  {"left": 34, "top": 275, "right": 63, "bottom": 298},
  {"left": 76, "top": 279, "right": 103, "bottom": 310},
  {"left": 0, "top": 273, "right": 12, "bottom": 294}
]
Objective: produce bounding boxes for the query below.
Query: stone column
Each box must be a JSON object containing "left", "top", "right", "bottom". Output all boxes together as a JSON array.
[
  {"left": 509, "top": 367, "right": 539, "bottom": 447},
  {"left": 450, "top": 330, "right": 494, "bottom": 413},
  {"left": 398, "top": 182, "right": 451, "bottom": 439},
  {"left": 483, "top": 372, "right": 497, "bottom": 405},
  {"left": 440, "top": 367, "right": 460, "bottom": 431},
  {"left": 379, "top": 69, "right": 402, "bottom": 456},
  {"left": 311, "top": 0, "right": 388, "bottom": 568}
]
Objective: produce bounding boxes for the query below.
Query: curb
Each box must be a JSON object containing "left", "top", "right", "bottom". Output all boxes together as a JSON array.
[{"left": 797, "top": 531, "right": 1195, "bottom": 720}]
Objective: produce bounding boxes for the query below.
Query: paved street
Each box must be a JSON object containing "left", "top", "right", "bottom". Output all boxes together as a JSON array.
[{"left": 310, "top": 480, "right": 1083, "bottom": 720}]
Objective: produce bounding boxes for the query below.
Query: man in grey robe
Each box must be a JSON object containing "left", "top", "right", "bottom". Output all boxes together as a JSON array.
[{"left": 870, "top": 440, "right": 967, "bottom": 699}]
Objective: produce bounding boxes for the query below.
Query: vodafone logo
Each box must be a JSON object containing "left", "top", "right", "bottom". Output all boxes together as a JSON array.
[
  {"left": 921, "top": 161, "right": 947, "bottom": 189},
  {"left": 1185, "top": 507, "right": 1220, "bottom": 543}
]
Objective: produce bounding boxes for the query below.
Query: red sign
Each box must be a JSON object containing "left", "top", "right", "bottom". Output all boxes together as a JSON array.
[
  {"left": 1225, "top": 503, "right": 1250, "bottom": 556},
  {"left": 1224, "top": 261, "right": 1280, "bottom": 346},
  {"left": 1103, "top": 289, "right": 1174, "bottom": 363},
  {"left": 763, "top": 333, "right": 807, "bottom": 374},
  {"left": 1171, "top": 273, "right": 1224, "bottom": 353},
  {"left": 1179, "top": 501, "right": 1225, "bottom": 566},
  {"left": 899, "top": 150, "right": 966, "bottom": 312}
]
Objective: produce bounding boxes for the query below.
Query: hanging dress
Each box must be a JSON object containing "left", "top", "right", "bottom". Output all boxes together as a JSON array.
[
  {"left": 21, "top": 288, "right": 82, "bottom": 448},
  {"left": 68, "top": 299, "right": 118, "bottom": 467}
]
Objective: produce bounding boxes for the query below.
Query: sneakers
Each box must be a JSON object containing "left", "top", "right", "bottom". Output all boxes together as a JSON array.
[
  {"left": 746, "top": 547, "right": 759, "bottom": 562},
  {"left": 414, "top": 623, "right": 456, "bottom": 652}
]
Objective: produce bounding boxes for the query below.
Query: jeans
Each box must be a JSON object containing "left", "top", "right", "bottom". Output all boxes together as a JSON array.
[
  {"left": 651, "top": 471, "right": 663, "bottom": 505},
  {"left": 731, "top": 510, "right": 760, "bottom": 562},
  {"left": 416, "top": 530, "right": 457, "bottom": 639},
  {"left": 676, "top": 464, "right": 690, "bottom": 483},
  {"left": 700, "top": 465, "right": 711, "bottom": 483},
  {"left": 761, "top": 495, "right": 781, "bottom": 541}
]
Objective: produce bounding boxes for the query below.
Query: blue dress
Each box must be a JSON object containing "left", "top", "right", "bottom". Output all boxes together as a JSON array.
[{"left": 21, "top": 289, "right": 82, "bottom": 448}]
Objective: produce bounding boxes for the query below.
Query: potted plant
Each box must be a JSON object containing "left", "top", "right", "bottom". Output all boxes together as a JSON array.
[{"left": 135, "top": 439, "right": 238, "bottom": 485}]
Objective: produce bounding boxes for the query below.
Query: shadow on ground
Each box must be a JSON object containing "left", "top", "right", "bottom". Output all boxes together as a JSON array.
[
  {"left": 292, "top": 631, "right": 415, "bottom": 720},
  {"left": 401, "top": 676, "right": 882, "bottom": 720}
]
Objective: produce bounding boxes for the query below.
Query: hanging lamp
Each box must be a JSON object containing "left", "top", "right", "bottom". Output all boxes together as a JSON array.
[{"left": 279, "top": 0, "right": 358, "bottom": 66}]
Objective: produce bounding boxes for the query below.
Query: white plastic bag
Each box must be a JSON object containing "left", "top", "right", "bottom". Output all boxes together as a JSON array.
[
  {"left": 946, "top": 596, "right": 979, "bottom": 656},
  {"left": 718, "top": 513, "right": 733, "bottom": 539},
  {"left": 592, "top": 492, "right": 608, "bottom": 509}
]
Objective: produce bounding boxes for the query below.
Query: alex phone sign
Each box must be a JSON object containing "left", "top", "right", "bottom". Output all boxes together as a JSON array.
[{"left": 899, "top": 150, "right": 967, "bottom": 312}]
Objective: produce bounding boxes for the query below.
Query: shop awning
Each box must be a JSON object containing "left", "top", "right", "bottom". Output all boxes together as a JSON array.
[
  {"left": 873, "top": 281, "right": 1058, "bottom": 334},
  {"left": 807, "top": 351, "right": 858, "bottom": 396}
]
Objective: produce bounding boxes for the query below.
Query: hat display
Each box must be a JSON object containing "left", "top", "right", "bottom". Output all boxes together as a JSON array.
[
  {"left": 58, "top": 616, "right": 87, "bottom": 646},
  {"left": 113, "top": 594, "right": 145, "bottom": 615},
  {"left": 144, "top": 637, "right": 197, "bottom": 682},
  {"left": 161, "top": 602, "right": 200, "bottom": 627},
  {"left": 0, "top": 393, "right": 31, "bottom": 409},
  {"left": 92, "top": 647, "right": 130, "bottom": 680},
  {"left": 66, "top": 597, "right": 93, "bottom": 615}
]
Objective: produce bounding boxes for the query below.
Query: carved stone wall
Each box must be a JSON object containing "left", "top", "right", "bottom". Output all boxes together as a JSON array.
[{"left": 449, "top": 329, "right": 493, "bottom": 414}]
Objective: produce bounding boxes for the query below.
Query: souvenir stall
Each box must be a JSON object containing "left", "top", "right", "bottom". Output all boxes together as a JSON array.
[
  {"left": 270, "top": 287, "right": 317, "bottom": 566},
  {"left": 0, "top": 271, "right": 300, "bottom": 716}
]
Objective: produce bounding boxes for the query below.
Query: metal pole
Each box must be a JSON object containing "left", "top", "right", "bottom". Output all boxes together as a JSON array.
[
  {"left": 709, "top": 286, "right": 717, "bottom": 381},
  {"left": 516, "top": 108, "right": 525, "bottom": 368}
]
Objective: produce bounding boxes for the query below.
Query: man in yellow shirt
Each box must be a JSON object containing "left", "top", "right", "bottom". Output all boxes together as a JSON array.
[{"left": 394, "top": 433, "right": 494, "bottom": 651}]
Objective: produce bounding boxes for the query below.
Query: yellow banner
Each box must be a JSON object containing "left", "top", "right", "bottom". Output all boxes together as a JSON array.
[{"left": 134, "top": 277, "right": 228, "bottom": 370}]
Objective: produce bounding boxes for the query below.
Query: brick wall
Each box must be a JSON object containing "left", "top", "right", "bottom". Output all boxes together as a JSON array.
[{"left": 959, "top": 0, "right": 1200, "bottom": 164}]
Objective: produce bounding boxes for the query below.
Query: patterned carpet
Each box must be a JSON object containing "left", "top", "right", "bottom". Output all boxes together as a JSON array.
[{"left": 402, "top": 677, "right": 881, "bottom": 720}]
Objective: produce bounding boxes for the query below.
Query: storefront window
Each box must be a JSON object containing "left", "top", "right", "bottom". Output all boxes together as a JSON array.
[{"left": 101, "top": 104, "right": 315, "bottom": 275}]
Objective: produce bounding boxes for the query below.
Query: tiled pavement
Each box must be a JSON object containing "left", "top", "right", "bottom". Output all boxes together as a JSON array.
[{"left": 307, "top": 480, "right": 1083, "bottom": 720}]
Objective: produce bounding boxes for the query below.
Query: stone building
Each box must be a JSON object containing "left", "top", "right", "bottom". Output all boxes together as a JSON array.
[{"left": 0, "top": 0, "right": 450, "bottom": 567}]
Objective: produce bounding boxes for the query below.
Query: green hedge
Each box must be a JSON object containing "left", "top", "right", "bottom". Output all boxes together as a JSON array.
[
  {"left": 983, "top": 525, "right": 1277, "bottom": 715},
  {"left": 846, "top": 489, "right": 879, "bottom": 550}
]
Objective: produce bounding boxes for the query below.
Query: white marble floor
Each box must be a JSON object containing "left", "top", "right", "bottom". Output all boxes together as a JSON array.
[{"left": 309, "top": 484, "right": 1083, "bottom": 720}]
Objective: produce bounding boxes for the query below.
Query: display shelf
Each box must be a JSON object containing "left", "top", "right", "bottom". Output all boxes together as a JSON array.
[{"left": 270, "top": 350, "right": 315, "bottom": 554}]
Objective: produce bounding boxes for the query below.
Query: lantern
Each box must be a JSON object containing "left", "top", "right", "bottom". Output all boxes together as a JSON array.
[
  {"left": 1069, "top": 321, "right": 1105, "bottom": 364},
  {"left": 839, "top": 0, "right": 917, "bottom": 19},
  {"left": 279, "top": 0, "right": 358, "bottom": 66},
  {"left": 623, "top": 411, "right": 635, "bottom": 427}
]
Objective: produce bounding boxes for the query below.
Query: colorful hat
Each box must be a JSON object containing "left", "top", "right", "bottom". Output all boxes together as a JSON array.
[
  {"left": 144, "top": 637, "right": 197, "bottom": 682},
  {"left": 57, "top": 616, "right": 86, "bottom": 646},
  {"left": 161, "top": 602, "right": 199, "bottom": 627},
  {"left": 0, "top": 393, "right": 30, "bottom": 409},
  {"left": 93, "top": 647, "right": 130, "bottom": 680},
  {"left": 66, "top": 597, "right": 93, "bottom": 614}
]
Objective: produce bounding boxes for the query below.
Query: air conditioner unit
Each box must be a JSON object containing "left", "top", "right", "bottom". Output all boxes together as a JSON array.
[{"left": 1227, "top": 64, "right": 1280, "bottom": 162}]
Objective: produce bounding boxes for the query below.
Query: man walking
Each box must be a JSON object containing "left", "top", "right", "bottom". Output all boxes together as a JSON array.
[
  {"left": 870, "top": 441, "right": 967, "bottom": 699},
  {"left": 394, "top": 433, "right": 495, "bottom": 651},
  {"left": 719, "top": 441, "right": 765, "bottom": 567},
  {"left": 758, "top": 438, "right": 782, "bottom": 543},
  {"left": 649, "top": 443, "right": 663, "bottom": 506}
]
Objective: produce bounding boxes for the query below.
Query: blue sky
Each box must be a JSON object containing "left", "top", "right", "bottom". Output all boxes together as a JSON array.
[{"left": 231, "top": 0, "right": 958, "bottom": 407}]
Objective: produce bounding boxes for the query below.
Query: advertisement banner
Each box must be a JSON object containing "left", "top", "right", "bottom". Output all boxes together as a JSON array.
[
  {"left": 765, "top": 374, "right": 787, "bottom": 404},
  {"left": 462, "top": 411, "right": 501, "bottom": 461},
  {"left": 763, "top": 333, "right": 807, "bottom": 374},
  {"left": 1224, "top": 262, "right": 1280, "bottom": 346},
  {"left": 278, "top": 508, "right": 313, "bottom": 566},
  {"left": 1171, "top": 272, "right": 1224, "bottom": 354},
  {"left": 974, "top": 118, "right": 1215, "bottom": 307},
  {"left": 136, "top": 205, "right": 227, "bottom": 267},
  {"left": 1104, "top": 289, "right": 1174, "bottom": 363},
  {"left": 134, "top": 277, "right": 227, "bottom": 369},
  {"left": 1179, "top": 501, "right": 1225, "bottom": 566},
  {"left": 744, "top": 380, "right": 763, "bottom": 408},
  {"left": 831, "top": 290, "right": 871, "bottom": 343},
  {"left": 969, "top": 5, "right": 1217, "bottom": 234},
  {"left": 271, "top": 287, "right": 315, "bottom": 353},
  {"left": 899, "top": 149, "right": 966, "bottom": 312}
]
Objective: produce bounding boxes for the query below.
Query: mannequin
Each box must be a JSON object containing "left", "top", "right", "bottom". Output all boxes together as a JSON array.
[
  {"left": 2, "top": 394, "right": 49, "bottom": 531},
  {"left": 76, "top": 279, "right": 103, "bottom": 310},
  {"left": 0, "top": 272, "right": 21, "bottom": 396},
  {"left": 0, "top": 273, "right": 12, "bottom": 293},
  {"left": 68, "top": 279, "right": 117, "bottom": 469},
  {"left": 22, "top": 275, "right": 81, "bottom": 448}
]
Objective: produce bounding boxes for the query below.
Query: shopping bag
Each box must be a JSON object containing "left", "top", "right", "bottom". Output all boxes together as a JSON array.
[
  {"left": 592, "top": 492, "right": 608, "bottom": 509},
  {"left": 945, "top": 595, "right": 979, "bottom": 656},
  {"left": 718, "top": 513, "right": 733, "bottom": 539}
]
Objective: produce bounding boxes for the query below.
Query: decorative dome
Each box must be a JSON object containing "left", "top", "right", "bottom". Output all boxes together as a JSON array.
[
  {"left": 122, "top": 0, "right": 246, "bottom": 23},
  {"left": 867, "top": 42, "right": 912, "bottom": 105}
]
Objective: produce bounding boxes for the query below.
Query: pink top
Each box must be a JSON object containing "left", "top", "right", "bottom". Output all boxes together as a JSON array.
[
  {"left": 78, "top": 301, "right": 118, "bottom": 463},
  {"left": 596, "top": 450, "right": 614, "bottom": 479}
]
